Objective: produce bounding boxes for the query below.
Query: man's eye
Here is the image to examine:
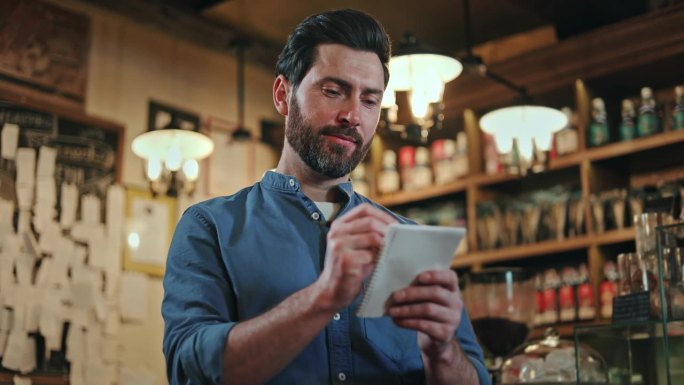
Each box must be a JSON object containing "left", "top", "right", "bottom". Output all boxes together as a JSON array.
[
  {"left": 363, "top": 98, "right": 379, "bottom": 107},
  {"left": 323, "top": 88, "right": 341, "bottom": 97}
]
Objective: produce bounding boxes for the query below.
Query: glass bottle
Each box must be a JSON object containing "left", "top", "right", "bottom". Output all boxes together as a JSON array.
[
  {"left": 588, "top": 98, "right": 609, "bottom": 147},
  {"left": 673, "top": 85, "right": 684, "bottom": 131},
  {"left": 619, "top": 99, "right": 636, "bottom": 141},
  {"left": 637, "top": 86, "right": 660, "bottom": 137},
  {"left": 377, "top": 149, "right": 400, "bottom": 195}
]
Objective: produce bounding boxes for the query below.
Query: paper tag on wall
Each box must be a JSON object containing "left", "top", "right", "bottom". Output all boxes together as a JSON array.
[{"left": 1, "top": 123, "right": 19, "bottom": 160}]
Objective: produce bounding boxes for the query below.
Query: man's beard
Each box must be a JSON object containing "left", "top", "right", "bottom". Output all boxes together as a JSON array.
[{"left": 286, "top": 97, "right": 372, "bottom": 178}]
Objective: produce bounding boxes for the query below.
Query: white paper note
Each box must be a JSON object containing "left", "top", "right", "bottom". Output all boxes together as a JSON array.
[
  {"left": 119, "top": 272, "right": 148, "bottom": 322},
  {"left": 60, "top": 183, "right": 78, "bottom": 229},
  {"left": 106, "top": 185, "right": 125, "bottom": 240},
  {"left": 0, "top": 198, "right": 14, "bottom": 231},
  {"left": 15, "top": 148, "right": 36, "bottom": 186},
  {"left": 66, "top": 325, "right": 85, "bottom": 363},
  {"left": 1, "top": 123, "right": 20, "bottom": 160},
  {"left": 36, "top": 146, "right": 57, "bottom": 178},
  {"left": 38, "top": 220, "right": 60, "bottom": 255},
  {"left": 0, "top": 331, "right": 7, "bottom": 358},
  {"left": 13, "top": 375, "right": 32, "bottom": 385},
  {"left": 81, "top": 194, "right": 101, "bottom": 224}
]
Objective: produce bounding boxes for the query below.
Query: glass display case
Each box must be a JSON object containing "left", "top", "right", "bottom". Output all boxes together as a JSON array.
[{"left": 574, "top": 222, "right": 684, "bottom": 385}]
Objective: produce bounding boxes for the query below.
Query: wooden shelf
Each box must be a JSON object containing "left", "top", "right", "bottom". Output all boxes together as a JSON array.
[
  {"left": 452, "top": 228, "right": 635, "bottom": 268},
  {"left": 529, "top": 319, "right": 612, "bottom": 340},
  {"left": 585, "top": 129, "right": 684, "bottom": 163},
  {"left": 0, "top": 373, "right": 68, "bottom": 385},
  {"left": 374, "top": 178, "right": 468, "bottom": 207}
]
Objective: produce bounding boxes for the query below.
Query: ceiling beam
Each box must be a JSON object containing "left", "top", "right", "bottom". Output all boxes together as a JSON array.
[{"left": 81, "top": 0, "right": 281, "bottom": 69}]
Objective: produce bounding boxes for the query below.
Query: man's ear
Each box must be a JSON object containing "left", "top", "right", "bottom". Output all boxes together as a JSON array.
[{"left": 273, "top": 75, "right": 290, "bottom": 116}]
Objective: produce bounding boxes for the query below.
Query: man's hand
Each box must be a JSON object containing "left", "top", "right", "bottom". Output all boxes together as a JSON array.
[
  {"left": 387, "top": 270, "right": 463, "bottom": 359},
  {"left": 313, "top": 203, "right": 398, "bottom": 311}
]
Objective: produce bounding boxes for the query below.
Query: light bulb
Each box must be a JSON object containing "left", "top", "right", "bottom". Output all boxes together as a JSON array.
[
  {"left": 182, "top": 159, "right": 199, "bottom": 181},
  {"left": 165, "top": 146, "right": 182, "bottom": 172},
  {"left": 127, "top": 232, "right": 140, "bottom": 250},
  {"left": 517, "top": 137, "right": 534, "bottom": 161},
  {"left": 409, "top": 89, "right": 430, "bottom": 120},
  {"left": 381, "top": 85, "right": 396, "bottom": 108},
  {"left": 146, "top": 157, "right": 162, "bottom": 181}
]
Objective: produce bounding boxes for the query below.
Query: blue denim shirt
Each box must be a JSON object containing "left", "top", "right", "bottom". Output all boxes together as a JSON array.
[{"left": 162, "top": 171, "right": 490, "bottom": 385}]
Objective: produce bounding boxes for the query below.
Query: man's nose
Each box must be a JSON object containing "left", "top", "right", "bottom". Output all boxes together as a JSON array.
[{"left": 336, "top": 99, "right": 361, "bottom": 127}]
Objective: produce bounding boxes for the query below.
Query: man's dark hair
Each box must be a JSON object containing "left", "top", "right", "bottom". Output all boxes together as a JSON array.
[{"left": 275, "top": 9, "right": 391, "bottom": 90}]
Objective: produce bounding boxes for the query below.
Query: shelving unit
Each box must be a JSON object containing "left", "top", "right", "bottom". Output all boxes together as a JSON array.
[{"left": 370, "top": 4, "right": 684, "bottom": 332}]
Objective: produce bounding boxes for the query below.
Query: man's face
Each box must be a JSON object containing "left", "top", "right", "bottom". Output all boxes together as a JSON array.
[{"left": 284, "top": 44, "right": 385, "bottom": 179}]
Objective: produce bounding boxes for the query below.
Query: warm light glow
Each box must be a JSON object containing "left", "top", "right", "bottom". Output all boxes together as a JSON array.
[
  {"left": 146, "top": 157, "right": 162, "bottom": 181},
  {"left": 381, "top": 83, "right": 396, "bottom": 108},
  {"left": 389, "top": 54, "right": 462, "bottom": 91},
  {"left": 127, "top": 232, "right": 140, "bottom": 250},
  {"left": 387, "top": 51, "right": 461, "bottom": 121},
  {"left": 409, "top": 89, "right": 430, "bottom": 120},
  {"left": 165, "top": 146, "right": 182, "bottom": 171},
  {"left": 182, "top": 159, "right": 199, "bottom": 181},
  {"left": 480, "top": 105, "right": 567, "bottom": 155}
]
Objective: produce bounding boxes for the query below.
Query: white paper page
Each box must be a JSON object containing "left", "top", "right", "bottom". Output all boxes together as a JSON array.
[
  {"left": 15, "top": 185, "right": 34, "bottom": 212},
  {"left": 81, "top": 194, "right": 101, "bottom": 224},
  {"left": 23, "top": 287, "right": 40, "bottom": 333},
  {"left": 38, "top": 302, "right": 62, "bottom": 351},
  {"left": 1, "top": 331, "right": 29, "bottom": 372},
  {"left": 1, "top": 123, "right": 20, "bottom": 160},
  {"left": 85, "top": 360, "right": 107, "bottom": 385},
  {"left": 106, "top": 185, "right": 125, "bottom": 240},
  {"left": 14, "top": 255, "right": 34, "bottom": 285},
  {"left": 0, "top": 331, "right": 7, "bottom": 357},
  {"left": 35, "top": 178, "right": 56, "bottom": 204},
  {"left": 0, "top": 198, "right": 14, "bottom": 231},
  {"left": 85, "top": 323, "right": 103, "bottom": 361},
  {"left": 19, "top": 333, "right": 36, "bottom": 374},
  {"left": 88, "top": 228, "right": 108, "bottom": 270},
  {"left": 70, "top": 362, "right": 85, "bottom": 385},
  {"left": 21, "top": 231, "right": 41, "bottom": 259},
  {"left": 0, "top": 305, "right": 13, "bottom": 332},
  {"left": 59, "top": 183, "right": 78, "bottom": 229},
  {"left": 13, "top": 375, "right": 32, "bottom": 385},
  {"left": 0, "top": 253, "right": 15, "bottom": 293},
  {"left": 101, "top": 337, "right": 119, "bottom": 363},
  {"left": 15, "top": 148, "right": 36, "bottom": 186},
  {"left": 357, "top": 225, "right": 466, "bottom": 318},
  {"left": 36, "top": 146, "right": 57, "bottom": 178},
  {"left": 119, "top": 272, "right": 148, "bottom": 322},
  {"left": 104, "top": 304, "right": 120, "bottom": 336},
  {"left": 66, "top": 324, "right": 85, "bottom": 363},
  {"left": 38, "top": 220, "right": 60, "bottom": 255}
]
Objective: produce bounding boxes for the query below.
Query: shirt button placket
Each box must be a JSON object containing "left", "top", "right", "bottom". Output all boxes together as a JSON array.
[
  {"left": 338, "top": 372, "right": 347, "bottom": 382},
  {"left": 311, "top": 212, "right": 320, "bottom": 221}
]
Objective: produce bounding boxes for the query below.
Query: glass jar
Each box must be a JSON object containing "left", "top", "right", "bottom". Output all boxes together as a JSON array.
[{"left": 500, "top": 328, "right": 608, "bottom": 384}]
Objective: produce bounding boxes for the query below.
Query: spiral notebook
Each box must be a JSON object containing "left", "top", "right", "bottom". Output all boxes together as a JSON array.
[{"left": 356, "top": 224, "right": 466, "bottom": 318}]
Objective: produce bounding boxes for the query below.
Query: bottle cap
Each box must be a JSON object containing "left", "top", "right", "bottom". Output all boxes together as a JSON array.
[
  {"left": 641, "top": 87, "right": 653, "bottom": 99},
  {"left": 592, "top": 98, "right": 605, "bottom": 110}
]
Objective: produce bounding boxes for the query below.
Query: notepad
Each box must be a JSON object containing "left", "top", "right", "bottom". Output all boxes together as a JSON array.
[{"left": 356, "top": 224, "right": 466, "bottom": 318}]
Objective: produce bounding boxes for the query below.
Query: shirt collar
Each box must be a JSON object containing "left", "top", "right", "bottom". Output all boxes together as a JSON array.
[{"left": 261, "top": 170, "right": 354, "bottom": 198}]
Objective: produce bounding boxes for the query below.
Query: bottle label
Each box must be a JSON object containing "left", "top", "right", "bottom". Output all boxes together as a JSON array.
[
  {"left": 589, "top": 123, "right": 609, "bottom": 146},
  {"left": 637, "top": 114, "right": 659, "bottom": 137},
  {"left": 577, "top": 283, "right": 596, "bottom": 320},
  {"left": 559, "top": 285, "right": 576, "bottom": 322},
  {"left": 674, "top": 109, "right": 684, "bottom": 130},
  {"left": 599, "top": 280, "right": 617, "bottom": 319}
]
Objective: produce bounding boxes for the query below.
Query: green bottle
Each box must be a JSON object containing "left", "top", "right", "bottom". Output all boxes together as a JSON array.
[
  {"left": 637, "top": 87, "right": 660, "bottom": 137},
  {"left": 673, "top": 85, "right": 684, "bottom": 131},
  {"left": 589, "top": 98, "right": 609, "bottom": 147},
  {"left": 619, "top": 99, "right": 636, "bottom": 141}
]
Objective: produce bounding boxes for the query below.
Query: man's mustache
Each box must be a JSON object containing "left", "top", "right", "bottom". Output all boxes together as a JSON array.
[{"left": 319, "top": 126, "right": 362, "bottom": 145}]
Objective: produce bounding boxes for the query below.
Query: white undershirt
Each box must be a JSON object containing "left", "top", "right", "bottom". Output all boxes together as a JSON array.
[{"left": 314, "top": 201, "right": 342, "bottom": 222}]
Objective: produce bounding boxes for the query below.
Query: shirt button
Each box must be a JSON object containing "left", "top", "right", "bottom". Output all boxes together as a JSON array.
[
  {"left": 311, "top": 212, "right": 320, "bottom": 221},
  {"left": 338, "top": 372, "right": 346, "bottom": 382},
  {"left": 289, "top": 179, "right": 295, "bottom": 187},
  {"left": 333, "top": 313, "right": 341, "bottom": 321}
]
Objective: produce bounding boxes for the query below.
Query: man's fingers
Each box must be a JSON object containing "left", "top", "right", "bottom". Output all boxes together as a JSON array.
[
  {"left": 333, "top": 203, "right": 397, "bottom": 226},
  {"left": 388, "top": 302, "right": 455, "bottom": 323},
  {"left": 414, "top": 270, "right": 459, "bottom": 291},
  {"left": 391, "top": 285, "right": 458, "bottom": 308},
  {"left": 329, "top": 216, "right": 392, "bottom": 238},
  {"left": 392, "top": 318, "right": 455, "bottom": 343}
]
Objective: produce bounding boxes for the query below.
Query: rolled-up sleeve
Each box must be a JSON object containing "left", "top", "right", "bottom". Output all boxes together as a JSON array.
[
  {"left": 162, "top": 207, "right": 237, "bottom": 385},
  {"left": 456, "top": 309, "right": 492, "bottom": 385}
]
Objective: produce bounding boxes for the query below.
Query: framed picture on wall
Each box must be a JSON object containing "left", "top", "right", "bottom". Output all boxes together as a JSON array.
[
  {"left": 123, "top": 187, "right": 177, "bottom": 277},
  {"left": 147, "top": 100, "right": 201, "bottom": 133}
]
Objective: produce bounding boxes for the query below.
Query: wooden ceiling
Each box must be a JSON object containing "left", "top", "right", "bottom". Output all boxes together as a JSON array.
[{"left": 82, "top": 0, "right": 655, "bottom": 69}]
